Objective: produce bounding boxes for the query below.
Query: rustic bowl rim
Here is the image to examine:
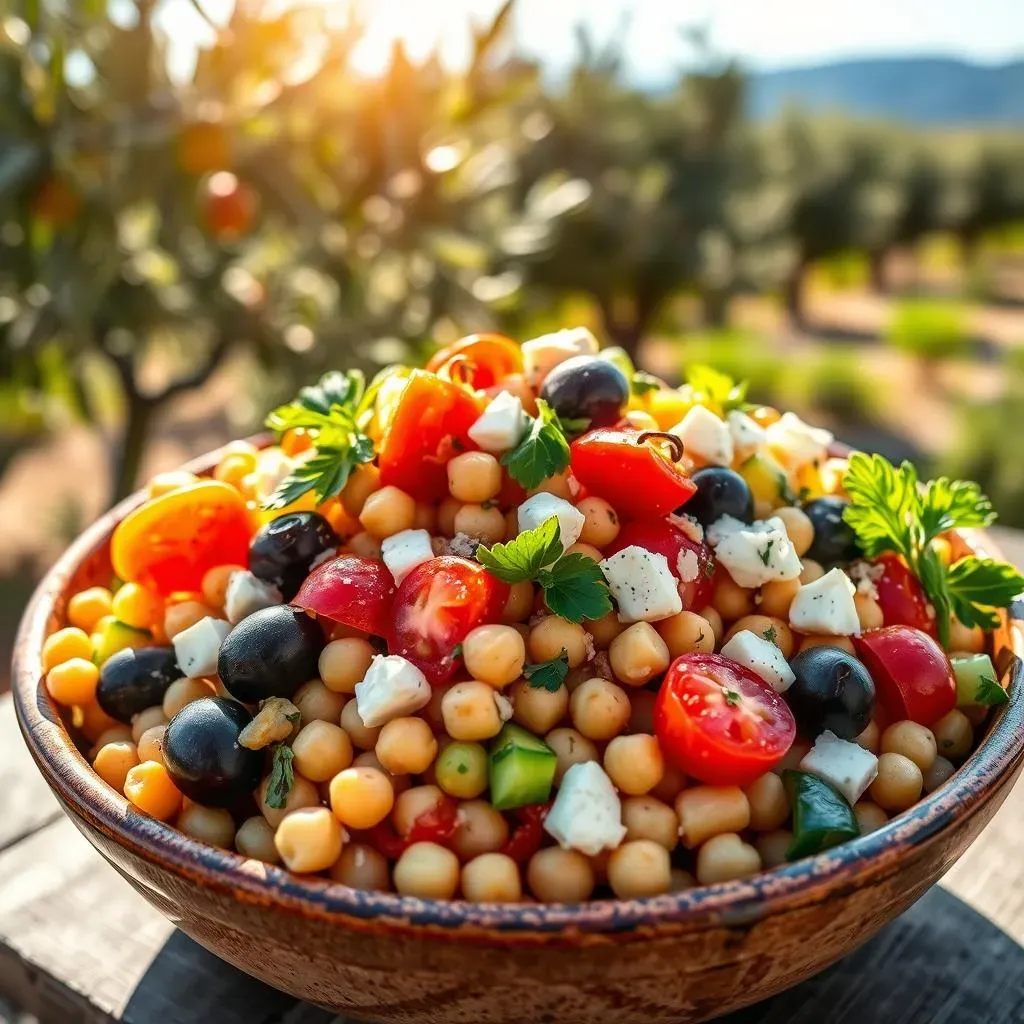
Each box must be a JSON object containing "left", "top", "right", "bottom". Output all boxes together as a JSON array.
[{"left": 12, "top": 440, "right": 1024, "bottom": 938}]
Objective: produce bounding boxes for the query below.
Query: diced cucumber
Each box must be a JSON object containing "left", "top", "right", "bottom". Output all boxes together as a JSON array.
[
  {"left": 93, "top": 619, "right": 152, "bottom": 666},
  {"left": 488, "top": 723, "right": 557, "bottom": 811},
  {"left": 783, "top": 769, "right": 859, "bottom": 860},
  {"left": 739, "top": 453, "right": 793, "bottom": 508},
  {"left": 952, "top": 654, "right": 1008, "bottom": 708}
]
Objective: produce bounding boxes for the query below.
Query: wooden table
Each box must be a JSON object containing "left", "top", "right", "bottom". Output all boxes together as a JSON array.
[{"left": 6, "top": 526, "right": 1024, "bottom": 1024}]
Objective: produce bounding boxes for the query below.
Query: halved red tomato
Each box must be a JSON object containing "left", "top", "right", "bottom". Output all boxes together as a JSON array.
[
  {"left": 426, "top": 334, "right": 523, "bottom": 390},
  {"left": 368, "top": 794, "right": 459, "bottom": 858},
  {"left": 390, "top": 556, "right": 509, "bottom": 684},
  {"left": 291, "top": 555, "right": 395, "bottom": 636},
  {"left": 873, "top": 553, "right": 936, "bottom": 636},
  {"left": 606, "top": 519, "right": 715, "bottom": 611},
  {"left": 570, "top": 428, "right": 697, "bottom": 519},
  {"left": 654, "top": 653, "right": 796, "bottom": 786},
  {"left": 853, "top": 625, "right": 955, "bottom": 726},
  {"left": 500, "top": 803, "right": 550, "bottom": 864},
  {"left": 378, "top": 370, "right": 484, "bottom": 502}
]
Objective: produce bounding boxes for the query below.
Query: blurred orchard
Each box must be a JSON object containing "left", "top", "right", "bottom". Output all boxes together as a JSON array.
[{"left": 3, "top": 0, "right": 1024, "bottom": 615}]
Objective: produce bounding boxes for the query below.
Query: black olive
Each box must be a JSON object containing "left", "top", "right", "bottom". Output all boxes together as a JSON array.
[
  {"left": 684, "top": 467, "right": 754, "bottom": 526},
  {"left": 96, "top": 646, "right": 181, "bottom": 723},
  {"left": 787, "top": 646, "right": 876, "bottom": 740},
  {"left": 539, "top": 355, "right": 629, "bottom": 427},
  {"left": 249, "top": 512, "right": 339, "bottom": 599},
  {"left": 163, "top": 697, "right": 262, "bottom": 807},
  {"left": 218, "top": 605, "right": 323, "bottom": 704},
  {"left": 804, "top": 497, "right": 860, "bottom": 566}
]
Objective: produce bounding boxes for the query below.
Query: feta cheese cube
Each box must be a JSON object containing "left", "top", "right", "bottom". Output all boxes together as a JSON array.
[
  {"left": 543, "top": 761, "right": 626, "bottom": 856},
  {"left": 517, "top": 493, "right": 585, "bottom": 551},
  {"left": 381, "top": 529, "right": 435, "bottom": 585},
  {"left": 224, "top": 571, "right": 283, "bottom": 625},
  {"left": 727, "top": 410, "right": 767, "bottom": 460},
  {"left": 599, "top": 546, "right": 683, "bottom": 623},
  {"left": 766, "top": 412, "right": 833, "bottom": 469},
  {"left": 671, "top": 405, "right": 733, "bottom": 467},
  {"left": 800, "top": 730, "right": 879, "bottom": 805},
  {"left": 173, "top": 616, "right": 231, "bottom": 678},
  {"left": 720, "top": 630, "right": 796, "bottom": 693},
  {"left": 468, "top": 391, "right": 528, "bottom": 453},
  {"left": 789, "top": 568, "right": 860, "bottom": 636},
  {"left": 521, "top": 327, "right": 599, "bottom": 388},
  {"left": 706, "top": 515, "right": 803, "bottom": 588},
  {"left": 354, "top": 655, "right": 431, "bottom": 728}
]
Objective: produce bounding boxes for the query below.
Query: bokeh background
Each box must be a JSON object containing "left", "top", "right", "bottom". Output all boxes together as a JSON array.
[{"left": 2, "top": 0, "right": 1024, "bottom": 691}]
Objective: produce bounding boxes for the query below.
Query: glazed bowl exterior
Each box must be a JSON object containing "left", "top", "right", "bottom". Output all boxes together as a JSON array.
[{"left": 12, "top": 441, "right": 1024, "bottom": 1024}]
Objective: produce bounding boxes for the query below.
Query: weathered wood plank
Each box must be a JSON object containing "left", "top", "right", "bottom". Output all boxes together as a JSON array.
[{"left": 0, "top": 694, "right": 61, "bottom": 852}]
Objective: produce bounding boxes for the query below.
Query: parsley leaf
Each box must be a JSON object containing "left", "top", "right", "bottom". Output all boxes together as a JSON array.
[
  {"left": 919, "top": 476, "right": 994, "bottom": 538},
  {"left": 477, "top": 516, "right": 563, "bottom": 583},
  {"left": 501, "top": 400, "right": 579, "bottom": 490},
  {"left": 842, "top": 453, "right": 920, "bottom": 561},
  {"left": 724, "top": 688, "right": 741, "bottom": 706},
  {"left": 265, "top": 745, "right": 295, "bottom": 809},
  {"left": 523, "top": 650, "right": 570, "bottom": 692},
  {"left": 758, "top": 539, "right": 774, "bottom": 567},
  {"left": 944, "top": 557, "right": 1024, "bottom": 630},
  {"left": 537, "top": 553, "right": 613, "bottom": 622},
  {"left": 684, "top": 365, "right": 753, "bottom": 415},
  {"left": 631, "top": 371, "right": 663, "bottom": 396},
  {"left": 975, "top": 673, "right": 1010, "bottom": 707},
  {"left": 762, "top": 625, "right": 778, "bottom": 644}
]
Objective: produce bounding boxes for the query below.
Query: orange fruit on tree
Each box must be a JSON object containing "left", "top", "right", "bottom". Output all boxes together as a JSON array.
[
  {"left": 178, "top": 121, "right": 231, "bottom": 176},
  {"left": 200, "top": 172, "right": 258, "bottom": 241}
]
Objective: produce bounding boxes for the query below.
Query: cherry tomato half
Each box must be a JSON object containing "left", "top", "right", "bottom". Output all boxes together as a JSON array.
[
  {"left": 500, "top": 803, "right": 550, "bottom": 864},
  {"left": 654, "top": 653, "right": 796, "bottom": 786},
  {"left": 606, "top": 519, "right": 715, "bottom": 611},
  {"left": 426, "top": 334, "right": 523, "bottom": 391},
  {"left": 873, "top": 553, "right": 937, "bottom": 636},
  {"left": 853, "top": 625, "right": 956, "bottom": 726},
  {"left": 378, "top": 371, "right": 484, "bottom": 503},
  {"left": 111, "top": 480, "right": 252, "bottom": 596},
  {"left": 291, "top": 555, "right": 396, "bottom": 637},
  {"left": 368, "top": 794, "right": 459, "bottom": 859},
  {"left": 570, "top": 429, "right": 697, "bottom": 519},
  {"left": 390, "top": 556, "right": 508, "bottom": 685}
]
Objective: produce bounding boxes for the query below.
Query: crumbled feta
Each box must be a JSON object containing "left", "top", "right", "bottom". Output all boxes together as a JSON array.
[
  {"left": 766, "top": 412, "right": 833, "bottom": 469},
  {"left": 467, "top": 391, "right": 528, "bottom": 453},
  {"left": 677, "top": 549, "right": 700, "bottom": 583},
  {"left": 521, "top": 327, "right": 599, "bottom": 388},
  {"left": 381, "top": 529, "right": 434, "bottom": 585},
  {"left": 706, "top": 515, "right": 803, "bottom": 588},
  {"left": 800, "top": 730, "right": 879, "bottom": 805},
  {"left": 495, "top": 693, "right": 513, "bottom": 722},
  {"left": 789, "top": 568, "right": 861, "bottom": 636},
  {"left": 354, "top": 655, "right": 432, "bottom": 728},
  {"left": 599, "top": 546, "right": 683, "bottom": 623},
  {"left": 720, "top": 630, "right": 796, "bottom": 693},
  {"left": 518, "top": 493, "right": 585, "bottom": 550},
  {"left": 248, "top": 449, "right": 295, "bottom": 501},
  {"left": 543, "top": 761, "right": 626, "bottom": 856},
  {"left": 668, "top": 512, "right": 704, "bottom": 544},
  {"left": 671, "top": 405, "right": 734, "bottom": 467},
  {"left": 173, "top": 616, "right": 231, "bottom": 678},
  {"left": 727, "top": 410, "right": 767, "bottom": 460},
  {"left": 848, "top": 560, "right": 884, "bottom": 601},
  {"left": 224, "top": 571, "right": 283, "bottom": 625}
]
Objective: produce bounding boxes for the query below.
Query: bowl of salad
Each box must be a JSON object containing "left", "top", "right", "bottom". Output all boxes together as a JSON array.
[{"left": 13, "top": 328, "right": 1024, "bottom": 1024}]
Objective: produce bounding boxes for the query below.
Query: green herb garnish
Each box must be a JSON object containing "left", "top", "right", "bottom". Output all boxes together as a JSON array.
[
  {"left": 683, "top": 365, "right": 754, "bottom": 415},
  {"left": 762, "top": 625, "right": 778, "bottom": 645},
  {"left": 265, "top": 744, "right": 295, "bottom": 809},
  {"left": 501, "top": 399, "right": 586, "bottom": 490},
  {"left": 523, "top": 650, "right": 570, "bottom": 692},
  {"left": 976, "top": 673, "right": 1010, "bottom": 707},
  {"left": 724, "top": 688, "right": 741, "bottom": 706}
]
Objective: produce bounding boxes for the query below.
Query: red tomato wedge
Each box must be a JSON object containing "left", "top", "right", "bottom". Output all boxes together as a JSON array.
[
  {"left": 570, "top": 428, "right": 697, "bottom": 519},
  {"left": 500, "top": 804, "right": 550, "bottom": 864},
  {"left": 291, "top": 555, "right": 396, "bottom": 637},
  {"left": 873, "top": 553, "right": 937, "bottom": 636},
  {"left": 368, "top": 794, "right": 459, "bottom": 859},
  {"left": 655, "top": 653, "right": 796, "bottom": 786},
  {"left": 111, "top": 480, "right": 252, "bottom": 596},
  {"left": 606, "top": 519, "right": 715, "bottom": 611},
  {"left": 390, "top": 556, "right": 508, "bottom": 685},
  {"left": 379, "top": 370, "right": 484, "bottom": 502},
  {"left": 426, "top": 333, "right": 523, "bottom": 390},
  {"left": 853, "top": 625, "right": 956, "bottom": 726}
]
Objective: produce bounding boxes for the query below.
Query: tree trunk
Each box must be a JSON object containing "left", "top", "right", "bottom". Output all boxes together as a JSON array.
[
  {"left": 109, "top": 394, "right": 156, "bottom": 507},
  {"left": 784, "top": 262, "right": 807, "bottom": 330},
  {"left": 701, "top": 288, "right": 730, "bottom": 329},
  {"left": 868, "top": 249, "right": 888, "bottom": 293}
]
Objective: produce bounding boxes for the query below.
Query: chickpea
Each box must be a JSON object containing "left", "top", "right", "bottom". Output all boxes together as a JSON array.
[
  {"left": 319, "top": 638, "right": 374, "bottom": 694},
  {"left": 293, "top": 679, "right": 347, "bottom": 726},
  {"left": 461, "top": 853, "right": 523, "bottom": 902},
  {"left": 799, "top": 559, "right": 825, "bottom": 585},
  {"left": 755, "top": 829, "right": 793, "bottom": 868},
  {"left": 587, "top": 610, "right": 627, "bottom": 648},
  {"left": 376, "top": 717, "right": 438, "bottom": 775},
  {"left": 462, "top": 624, "right": 526, "bottom": 688},
  {"left": 510, "top": 679, "right": 568, "bottom": 735},
  {"left": 545, "top": 728, "right": 599, "bottom": 785},
  {"left": 529, "top": 616, "right": 589, "bottom": 668},
  {"left": 656, "top": 611, "right": 716, "bottom": 658},
  {"left": 93, "top": 741, "right": 140, "bottom": 792},
  {"left": 347, "top": 531, "right": 383, "bottom": 559},
  {"left": 799, "top": 635, "right": 856, "bottom": 656},
  {"left": 725, "top": 615, "right": 795, "bottom": 659},
  {"left": 359, "top": 485, "right": 417, "bottom": 539},
  {"left": 67, "top": 587, "right": 114, "bottom": 633},
  {"left": 235, "top": 815, "right": 281, "bottom": 863},
  {"left": 880, "top": 721, "right": 937, "bottom": 773},
  {"left": 569, "top": 677, "right": 631, "bottom": 741},
  {"left": 744, "top": 772, "right": 789, "bottom": 831},
  {"left": 607, "top": 840, "right": 671, "bottom": 898},
  {"left": 340, "top": 700, "right": 381, "bottom": 750},
  {"left": 454, "top": 503, "right": 506, "bottom": 543},
  {"left": 775, "top": 739, "right": 811, "bottom": 774},
  {"left": 932, "top": 709, "right": 973, "bottom": 760},
  {"left": 712, "top": 575, "right": 753, "bottom": 621},
  {"left": 609, "top": 623, "right": 670, "bottom": 687},
  {"left": 669, "top": 868, "right": 697, "bottom": 892},
  {"left": 853, "top": 801, "right": 888, "bottom": 834},
  {"left": 923, "top": 755, "right": 956, "bottom": 793},
  {"left": 329, "top": 766, "right": 395, "bottom": 829},
  {"left": 869, "top": 752, "right": 923, "bottom": 811},
  {"left": 854, "top": 593, "right": 884, "bottom": 631},
  {"left": 697, "top": 833, "right": 762, "bottom": 884},
  {"left": 341, "top": 463, "right": 382, "bottom": 518},
  {"left": 442, "top": 681, "right": 504, "bottom": 742},
  {"left": 436, "top": 496, "right": 461, "bottom": 536},
  {"left": 89, "top": 725, "right": 133, "bottom": 759},
  {"left": 757, "top": 578, "right": 800, "bottom": 618},
  {"left": 947, "top": 617, "right": 985, "bottom": 654},
  {"left": 274, "top": 807, "right": 344, "bottom": 874},
  {"left": 773, "top": 506, "right": 814, "bottom": 557},
  {"left": 621, "top": 796, "right": 679, "bottom": 849},
  {"left": 628, "top": 688, "right": 657, "bottom": 734},
  {"left": 392, "top": 785, "right": 446, "bottom": 837},
  {"left": 330, "top": 843, "right": 391, "bottom": 891},
  {"left": 164, "top": 600, "right": 215, "bottom": 641},
  {"left": 650, "top": 762, "right": 687, "bottom": 804},
  {"left": 447, "top": 452, "right": 502, "bottom": 503},
  {"left": 449, "top": 800, "right": 509, "bottom": 860},
  {"left": 292, "top": 721, "right": 354, "bottom": 782},
  {"left": 603, "top": 734, "right": 664, "bottom": 796},
  {"left": 200, "top": 565, "right": 243, "bottom": 612},
  {"left": 162, "top": 677, "right": 214, "bottom": 719},
  {"left": 124, "top": 761, "right": 183, "bottom": 821},
  {"left": 46, "top": 658, "right": 99, "bottom": 707},
  {"left": 76, "top": 699, "right": 121, "bottom": 743},
  {"left": 676, "top": 786, "right": 750, "bottom": 849},
  {"left": 502, "top": 581, "right": 535, "bottom": 624},
  {"left": 42, "top": 627, "right": 94, "bottom": 671},
  {"left": 526, "top": 848, "right": 595, "bottom": 902},
  {"left": 701, "top": 606, "right": 725, "bottom": 644},
  {"left": 258, "top": 771, "right": 321, "bottom": 829},
  {"left": 435, "top": 742, "right": 489, "bottom": 799},
  {"left": 394, "top": 842, "right": 461, "bottom": 899},
  {"left": 854, "top": 719, "right": 881, "bottom": 754},
  {"left": 577, "top": 496, "right": 620, "bottom": 548},
  {"left": 131, "top": 706, "right": 168, "bottom": 744},
  {"left": 178, "top": 804, "right": 236, "bottom": 848},
  {"left": 530, "top": 469, "right": 573, "bottom": 501}
]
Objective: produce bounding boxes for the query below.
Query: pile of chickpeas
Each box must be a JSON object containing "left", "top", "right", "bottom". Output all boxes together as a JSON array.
[{"left": 43, "top": 417, "right": 993, "bottom": 905}]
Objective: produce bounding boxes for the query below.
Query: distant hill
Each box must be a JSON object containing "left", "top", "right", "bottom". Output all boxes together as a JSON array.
[{"left": 747, "top": 57, "right": 1024, "bottom": 125}]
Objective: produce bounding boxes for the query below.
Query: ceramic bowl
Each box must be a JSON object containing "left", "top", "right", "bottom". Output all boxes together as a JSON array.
[{"left": 13, "top": 442, "right": 1024, "bottom": 1024}]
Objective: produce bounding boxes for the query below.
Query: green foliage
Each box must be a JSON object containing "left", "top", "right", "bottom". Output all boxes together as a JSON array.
[{"left": 887, "top": 299, "right": 971, "bottom": 362}]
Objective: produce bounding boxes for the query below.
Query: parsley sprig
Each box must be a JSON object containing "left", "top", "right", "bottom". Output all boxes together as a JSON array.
[
  {"left": 682, "top": 365, "right": 755, "bottom": 416},
  {"left": 265, "top": 744, "right": 295, "bottom": 809},
  {"left": 842, "top": 452, "right": 1024, "bottom": 648},
  {"left": 523, "top": 650, "right": 570, "bottom": 691},
  {"left": 501, "top": 399, "right": 587, "bottom": 490},
  {"left": 477, "top": 516, "right": 612, "bottom": 623}
]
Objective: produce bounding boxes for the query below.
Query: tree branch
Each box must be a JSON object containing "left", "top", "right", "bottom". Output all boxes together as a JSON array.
[
  {"left": 155, "top": 333, "right": 233, "bottom": 403},
  {"left": 185, "top": 0, "right": 219, "bottom": 32}
]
